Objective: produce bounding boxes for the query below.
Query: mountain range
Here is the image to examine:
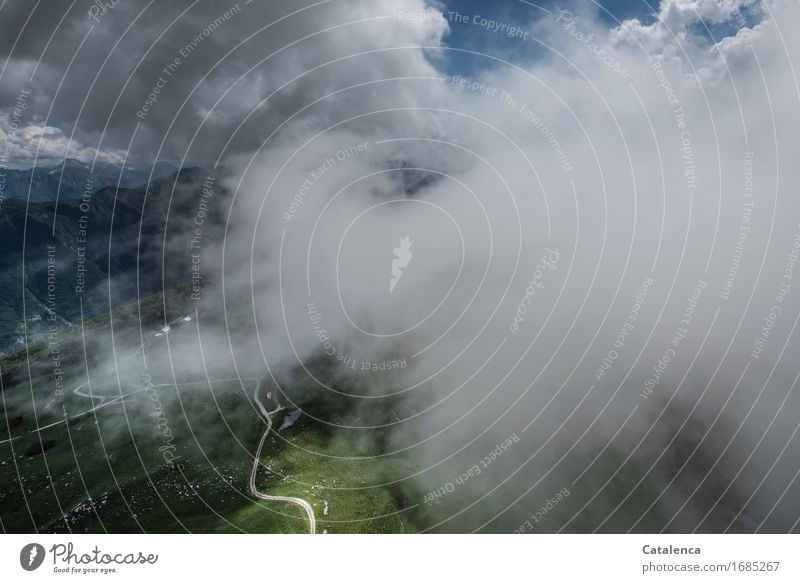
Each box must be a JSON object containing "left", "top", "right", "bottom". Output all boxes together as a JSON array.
[
  {"left": 0, "top": 158, "right": 178, "bottom": 203},
  {"left": 0, "top": 167, "right": 224, "bottom": 355}
]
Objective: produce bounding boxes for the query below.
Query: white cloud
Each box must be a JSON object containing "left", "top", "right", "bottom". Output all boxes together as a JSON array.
[
  {"left": 610, "top": 0, "right": 761, "bottom": 58},
  {"left": 208, "top": 0, "right": 800, "bottom": 529},
  {"left": 0, "top": 119, "right": 124, "bottom": 168}
]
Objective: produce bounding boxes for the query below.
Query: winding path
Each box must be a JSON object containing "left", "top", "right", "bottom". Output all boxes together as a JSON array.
[
  {"left": 2, "top": 311, "right": 317, "bottom": 535},
  {"left": 0, "top": 382, "right": 144, "bottom": 445},
  {"left": 250, "top": 385, "right": 316, "bottom": 534}
]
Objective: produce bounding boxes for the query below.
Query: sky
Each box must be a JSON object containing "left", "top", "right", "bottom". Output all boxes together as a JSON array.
[
  {"left": 3, "top": 0, "right": 800, "bottom": 531},
  {"left": 436, "top": 0, "right": 656, "bottom": 72},
  {"left": 0, "top": 0, "right": 762, "bottom": 169}
]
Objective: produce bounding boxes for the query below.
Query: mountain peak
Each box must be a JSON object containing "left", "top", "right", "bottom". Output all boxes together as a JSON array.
[{"left": 57, "top": 158, "right": 91, "bottom": 170}]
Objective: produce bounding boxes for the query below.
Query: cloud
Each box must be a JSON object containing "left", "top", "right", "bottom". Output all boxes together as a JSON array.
[
  {"left": 0, "top": 120, "right": 124, "bottom": 168},
  {"left": 610, "top": 0, "right": 761, "bottom": 56},
  {"left": 0, "top": 0, "right": 449, "bottom": 167},
  {"left": 201, "top": 0, "right": 800, "bottom": 531},
  {"left": 6, "top": 0, "right": 800, "bottom": 532}
]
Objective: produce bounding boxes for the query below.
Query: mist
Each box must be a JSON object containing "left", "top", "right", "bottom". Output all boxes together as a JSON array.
[
  {"left": 136, "top": 0, "right": 794, "bottom": 532},
  {"left": 4, "top": 0, "right": 800, "bottom": 533}
]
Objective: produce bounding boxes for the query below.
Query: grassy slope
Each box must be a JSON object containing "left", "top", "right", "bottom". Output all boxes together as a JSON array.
[{"left": 0, "top": 287, "right": 411, "bottom": 534}]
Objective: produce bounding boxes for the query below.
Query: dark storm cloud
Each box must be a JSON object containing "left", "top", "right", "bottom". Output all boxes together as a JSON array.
[{"left": 0, "top": 0, "right": 448, "bottom": 167}]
